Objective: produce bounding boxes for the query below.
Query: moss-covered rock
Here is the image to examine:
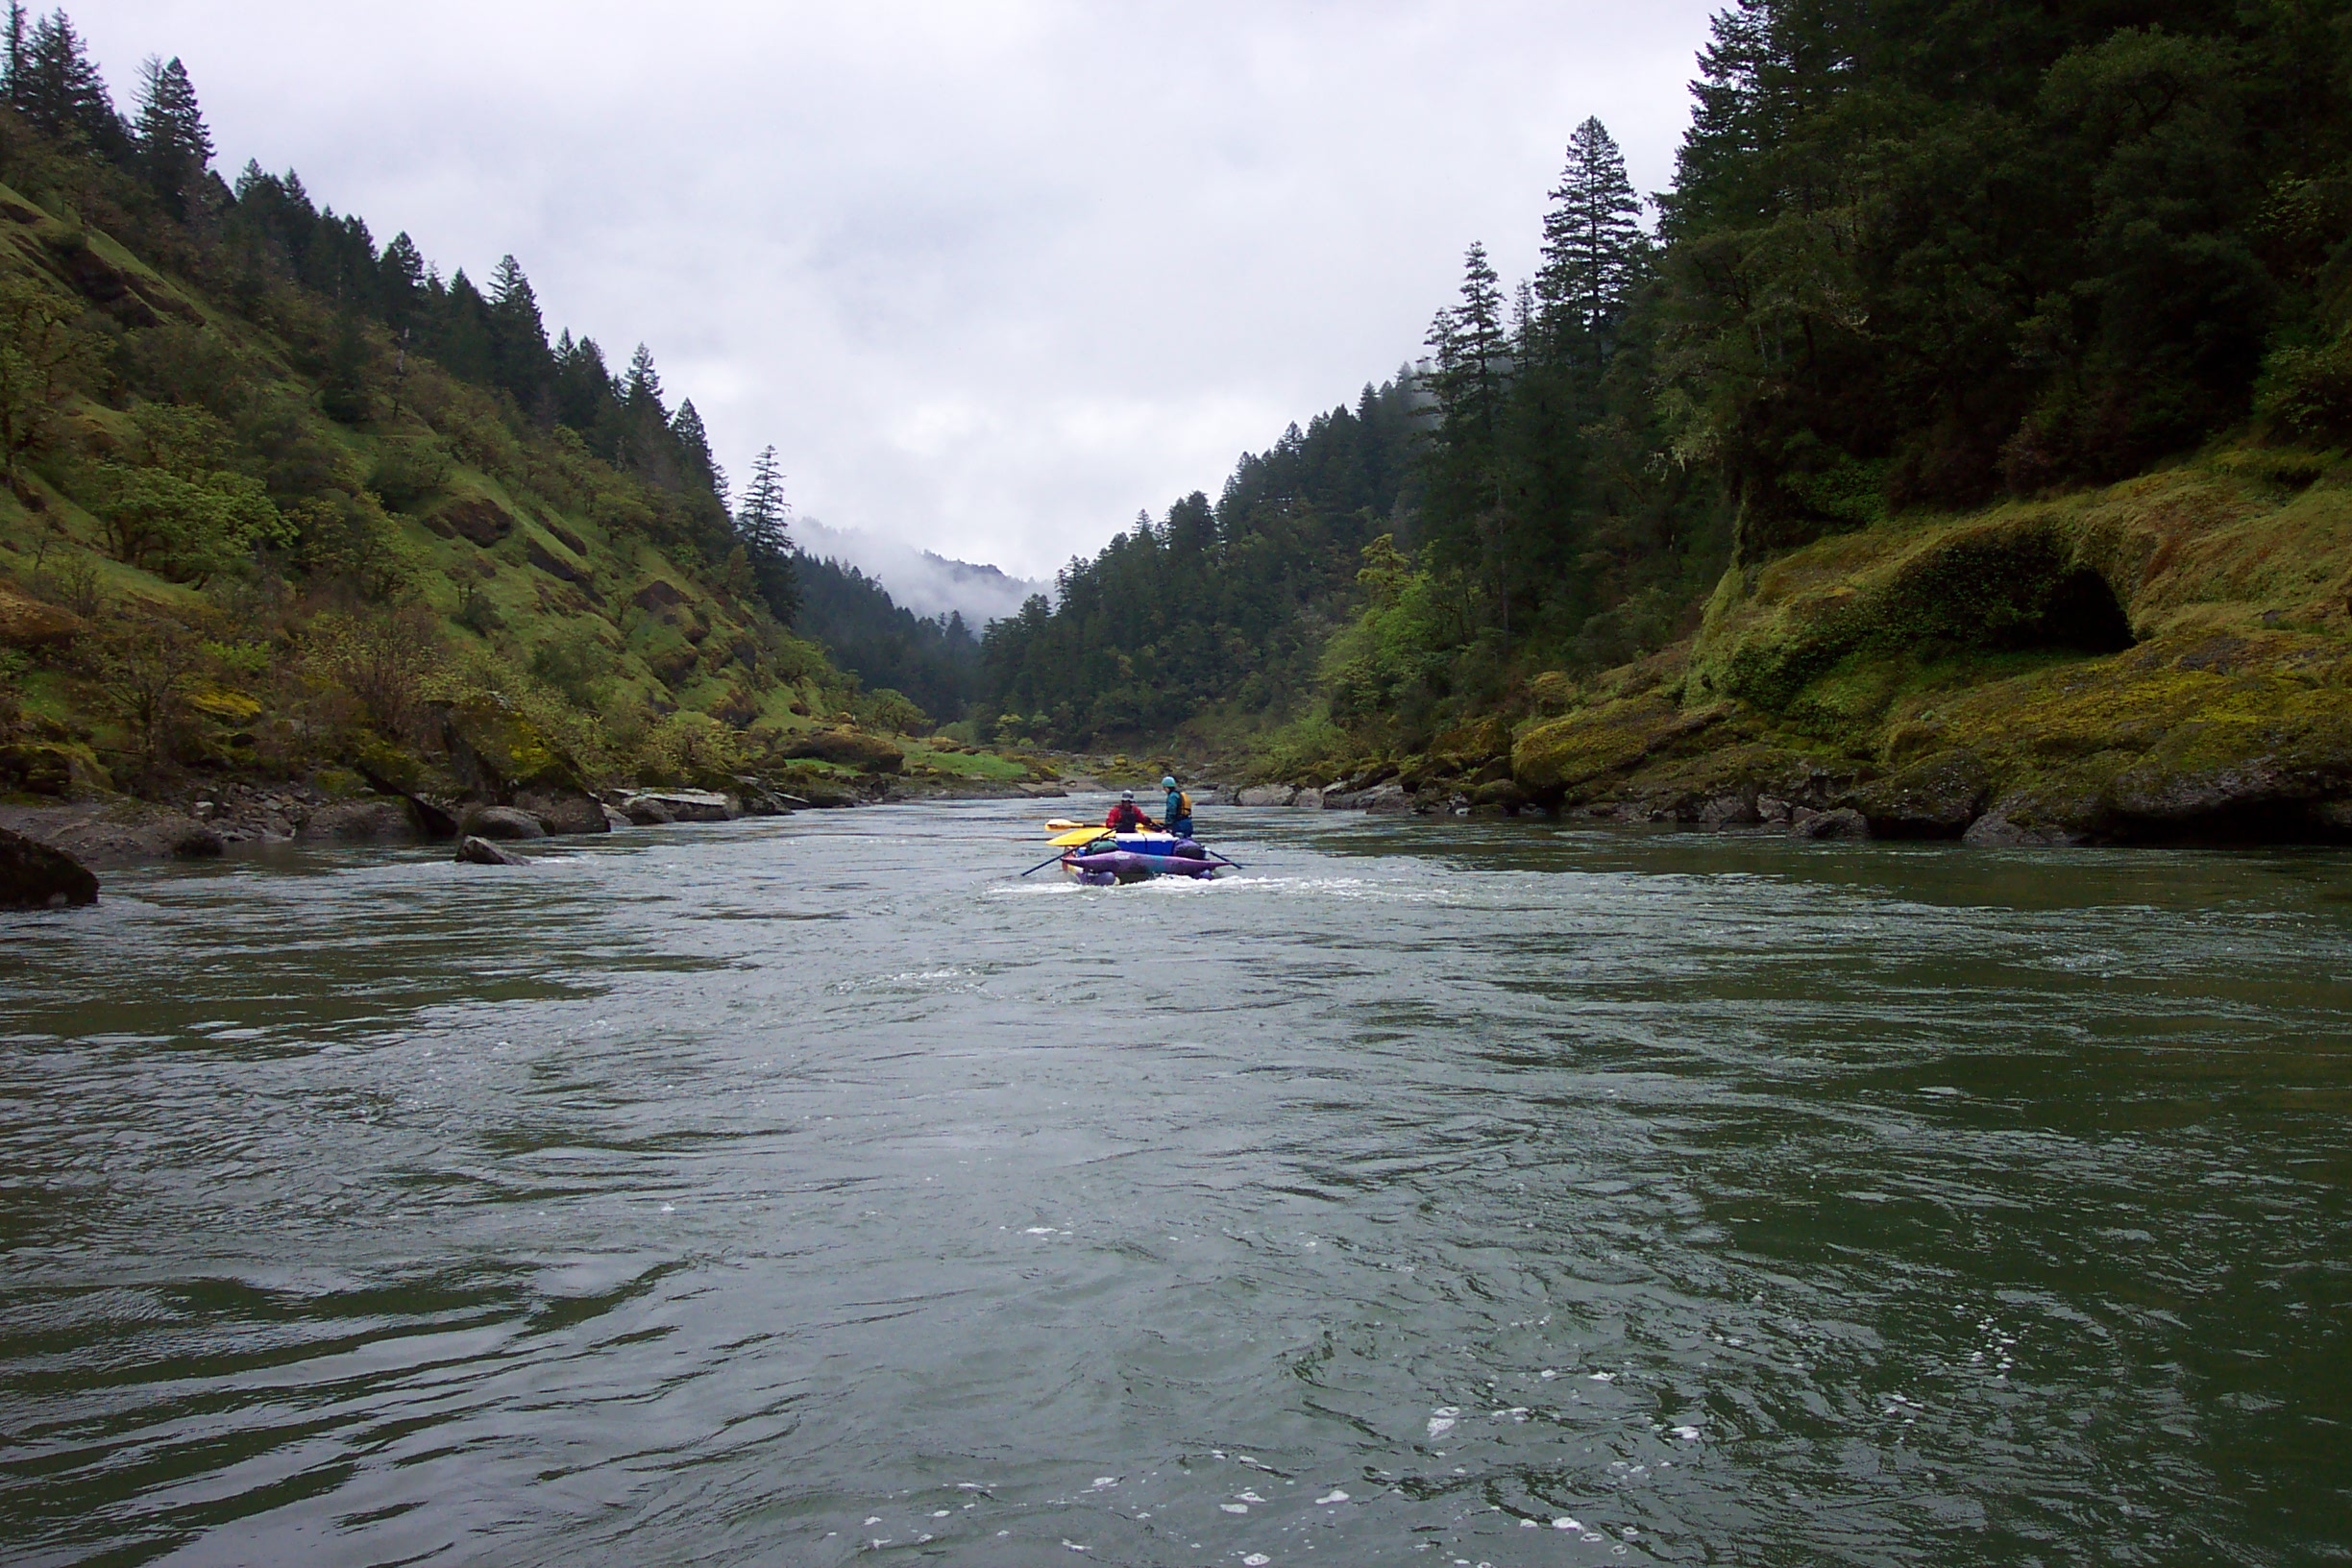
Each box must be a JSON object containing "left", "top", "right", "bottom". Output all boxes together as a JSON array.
[
  {"left": 434, "top": 698, "right": 588, "bottom": 796},
  {"left": 0, "top": 739, "right": 103, "bottom": 797},
  {"left": 1510, "top": 695, "right": 1732, "bottom": 800},
  {"left": 0, "top": 583, "right": 82, "bottom": 648},
  {"left": 1847, "top": 749, "right": 1993, "bottom": 838},
  {"left": 1689, "top": 513, "right": 2134, "bottom": 714},
  {"left": 779, "top": 727, "right": 905, "bottom": 774}
]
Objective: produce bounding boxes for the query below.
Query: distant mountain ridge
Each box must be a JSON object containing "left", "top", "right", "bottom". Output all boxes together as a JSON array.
[{"left": 792, "top": 519, "right": 1046, "bottom": 629}]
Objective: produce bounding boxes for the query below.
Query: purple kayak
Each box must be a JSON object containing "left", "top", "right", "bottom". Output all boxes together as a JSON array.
[{"left": 1062, "top": 833, "right": 1222, "bottom": 885}]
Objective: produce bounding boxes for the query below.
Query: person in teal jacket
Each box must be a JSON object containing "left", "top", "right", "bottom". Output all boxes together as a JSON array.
[{"left": 1161, "top": 775, "right": 1195, "bottom": 839}]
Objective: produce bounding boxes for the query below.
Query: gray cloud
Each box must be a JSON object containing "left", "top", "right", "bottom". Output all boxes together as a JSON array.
[{"left": 80, "top": 1, "right": 1720, "bottom": 576}]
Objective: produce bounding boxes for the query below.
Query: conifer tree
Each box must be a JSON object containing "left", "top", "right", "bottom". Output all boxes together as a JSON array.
[
  {"left": 3, "top": 4, "right": 26, "bottom": 109},
  {"left": 623, "top": 343, "right": 663, "bottom": 413},
  {"left": 1427, "top": 242, "right": 1507, "bottom": 431},
  {"left": 16, "top": 10, "right": 119, "bottom": 153},
  {"left": 1535, "top": 117, "right": 1645, "bottom": 355},
  {"left": 378, "top": 233, "right": 426, "bottom": 325},
  {"left": 733, "top": 444, "right": 797, "bottom": 623},
  {"left": 134, "top": 55, "right": 211, "bottom": 214},
  {"left": 671, "top": 400, "right": 725, "bottom": 503},
  {"left": 735, "top": 444, "right": 789, "bottom": 551},
  {"left": 484, "top": 254, "right": 551, "bottom": 404}
]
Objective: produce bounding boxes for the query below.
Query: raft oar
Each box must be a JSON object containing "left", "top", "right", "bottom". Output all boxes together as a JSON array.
[
  {"left": 1205, "top": 849, "right": 1246, "bottom": 870},
  {"left": 1018, "top": 849, "right": 1070, "bottom": 876}
]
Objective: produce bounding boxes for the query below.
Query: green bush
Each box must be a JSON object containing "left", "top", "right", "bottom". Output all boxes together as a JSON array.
[{"left": 366, "top": 438, "right": 453, "bottom": 513}]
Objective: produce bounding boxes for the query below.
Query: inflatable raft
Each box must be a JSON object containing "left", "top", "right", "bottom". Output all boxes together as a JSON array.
[{"left": 1062, "top": 832, "right": 1222, "bottom": 885}]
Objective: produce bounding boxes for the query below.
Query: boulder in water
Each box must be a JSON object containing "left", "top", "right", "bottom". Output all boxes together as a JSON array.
[
  {"left": 169, "top": 823, "right": 225, "bottom": 858},
  {"left": 0, "top": 825, "right": 98, "bottom": 908},
  {"left": 455, "top": 835, "right": 527, "bottom": 866},
  {"left": 1792, "top": 807, "right": 1871, "bottom": 840}
]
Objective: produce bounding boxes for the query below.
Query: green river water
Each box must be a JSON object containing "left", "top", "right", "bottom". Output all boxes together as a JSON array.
[{"left": 2, "top": 799, "right": 2347, "bottom": 1566}]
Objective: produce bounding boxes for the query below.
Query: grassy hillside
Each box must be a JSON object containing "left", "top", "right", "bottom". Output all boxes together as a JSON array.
[{"left": 0, "top": 171, "right": 986, "bottom": 828}]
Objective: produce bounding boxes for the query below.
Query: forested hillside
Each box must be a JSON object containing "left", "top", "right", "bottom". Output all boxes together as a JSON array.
[
  {"left": 982, "top": 374, "right": 1424, "bottom": 743},
  {"left": 981, "top": 0, "right": 2352, "bottom": 825},
  {"left": 0, "top": 6, "right": 1001, "bottom": 830}
]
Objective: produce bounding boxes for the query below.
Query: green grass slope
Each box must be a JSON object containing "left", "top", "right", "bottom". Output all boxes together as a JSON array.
[{"left": 0, "top": 177, "right": 1005, "bottom": 826}]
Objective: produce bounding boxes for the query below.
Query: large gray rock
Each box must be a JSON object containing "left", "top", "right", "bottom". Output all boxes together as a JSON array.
[
  {"left": 1792, "top": 807, "right": 1871, "bottom": 841},
  {"left": 1360, "top": 783, "right": 1413, "bottom": 814},
  {"left": 621, "top": 795, "right": 675, "bottom": 825},
  {"left": 458, "top": 804, "right": 547, "bottom": 840},
  {"left": 1236, "top": 785, "right": 1295, "bottom": 807},
  {"left": 625, "top": 790, "right": 737, "bottom": 823},
  {"left": 0, "top": 825, "right": 97, "bottom": 908},
  {"left": 515, "top": 784, "right": 610, "bottom": 835},
  {"left": 456, "top": 835, "right": 527, "bottom": 866}
]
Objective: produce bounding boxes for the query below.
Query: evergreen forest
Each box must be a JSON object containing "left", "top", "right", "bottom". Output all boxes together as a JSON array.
[{"left": 983, "top": 0, "right": 2352, "bottom": 821}]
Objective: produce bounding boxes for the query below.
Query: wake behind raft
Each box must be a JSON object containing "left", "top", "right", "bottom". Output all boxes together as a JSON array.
[{"left": 1023, "top": 821, "right": 1237, "bottom": 884}]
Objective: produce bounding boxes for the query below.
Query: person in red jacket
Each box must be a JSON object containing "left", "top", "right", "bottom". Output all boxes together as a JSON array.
[{"left": 1104, "top": 789, "right": 1160, "bottom": 833}]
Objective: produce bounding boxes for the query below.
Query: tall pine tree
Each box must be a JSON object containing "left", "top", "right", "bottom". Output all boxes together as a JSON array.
[
  {"left": 671, "top": 400, "right": 724, "bottom": 503},
  {"left": 14, "top": 9, "right": 118, "bottom": 153},
  {"left": 133, "top": 54, "right": 211, "bottom": 215},
  {"left": 735, "top": 445, "right": 789, "bottom": 551},
  {"left": 1535, "top": 117, "right": 1646, "bottom": 358},
  {"left": 733, "top": 444, "right": 797, "bottom": 624}
]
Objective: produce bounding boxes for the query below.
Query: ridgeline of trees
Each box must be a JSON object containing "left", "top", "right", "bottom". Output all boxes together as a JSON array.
[{"left": 980, "top": 1, "right": 2352, "bottom": 759}]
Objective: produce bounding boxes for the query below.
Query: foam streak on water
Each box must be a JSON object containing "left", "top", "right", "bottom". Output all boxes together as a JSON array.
[{"left": 2, "top": 801, "right": 2349, "bottom": 1566}]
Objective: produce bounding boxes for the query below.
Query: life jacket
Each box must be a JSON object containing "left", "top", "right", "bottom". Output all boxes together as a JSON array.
[
  {"left": 1167, "top": 790, "right": 1194, "bottom": 821},
  {"left": 1106, "top": 801, "right": 1148, "bottom": 830}
]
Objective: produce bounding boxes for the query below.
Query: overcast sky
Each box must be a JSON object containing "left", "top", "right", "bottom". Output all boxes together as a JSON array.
[{"left": 77, "top": 1, "right": 1722, "bottom": 577}]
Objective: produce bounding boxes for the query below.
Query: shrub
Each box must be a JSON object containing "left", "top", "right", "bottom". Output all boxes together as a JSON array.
[{"left": 366, "top": 438, "right": 453, "bottom": 513}]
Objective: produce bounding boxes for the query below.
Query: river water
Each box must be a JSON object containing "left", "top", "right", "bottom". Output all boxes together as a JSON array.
[{"left": 2, "top": 799, "right": 2348, "bottom": 1567}]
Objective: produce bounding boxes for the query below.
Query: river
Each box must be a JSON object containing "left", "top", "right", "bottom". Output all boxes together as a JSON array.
[{"left": 2, "top": 799, "right": 2347, "bottom": 1566}]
